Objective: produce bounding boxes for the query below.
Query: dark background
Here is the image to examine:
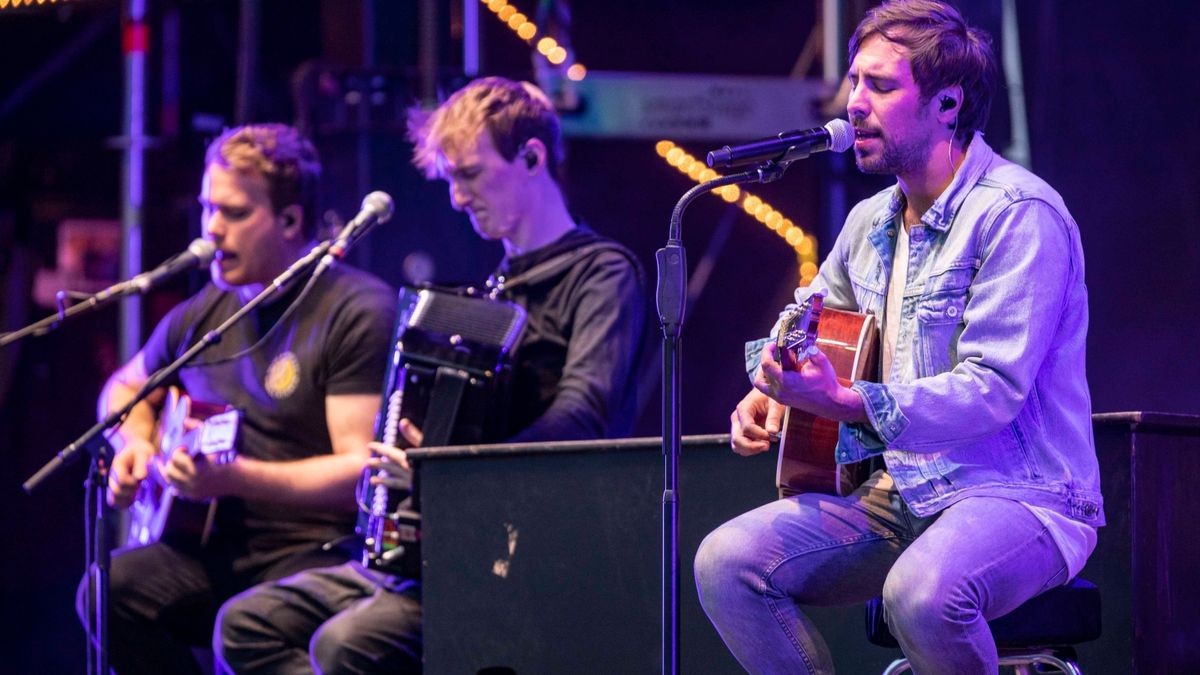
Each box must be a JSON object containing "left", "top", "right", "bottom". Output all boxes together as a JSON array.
[{"left": 1, "top": 1, "right": 1197, "bottom": 672}]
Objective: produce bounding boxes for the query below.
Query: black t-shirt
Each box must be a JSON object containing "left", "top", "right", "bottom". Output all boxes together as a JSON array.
[{"left": 141, "top": 264, "right": 396, "bottom": 550}]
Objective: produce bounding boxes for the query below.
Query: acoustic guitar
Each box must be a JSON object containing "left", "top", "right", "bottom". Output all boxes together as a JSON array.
[
  {"left": 126, "top": 387, "right": 241, "bottom": 547},
  {"left": 773, "top": 293, "right": 879, "bottom": 497}
]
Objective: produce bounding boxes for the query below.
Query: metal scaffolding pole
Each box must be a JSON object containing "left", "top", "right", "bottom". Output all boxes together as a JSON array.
[
  {"left": 119, "top": 0, "right": 148, "bottom": 362},
  {"left": 236, "top": 0, "right": 260, "bottom": 124},
  {"left": 821, "top": 0, "right": 849, "bottom": 259},
  {"left": 418, "top": 0, "right": 438, "bottom": 104},
  {"left": 463, "top": 0, "right": 480, "bottom": 77},
  {"left": 1001, "top": 0, "right": 1031, "bottom": 168}
]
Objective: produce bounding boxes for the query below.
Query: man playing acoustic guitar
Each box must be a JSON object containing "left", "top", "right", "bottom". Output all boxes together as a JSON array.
[
  {"left": 695, "top": 1, "right": 1104, "bottom": 672},
  {"left": 78, "top": 123, "right": 397, "bottom": 675}
]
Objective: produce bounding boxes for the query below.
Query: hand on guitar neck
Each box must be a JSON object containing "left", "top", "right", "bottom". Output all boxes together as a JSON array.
[
  {"left": 730, "top": 346, "right": 867, "bottom": 457},
  {"left": 731, "top": 337, "right": 862, "bottom": 458},
  {"left": 753, "top": 341, "right": 867, "bottom": 425},
  {"left": 732, "top": 293, "right": 881, "bottom": 496}
]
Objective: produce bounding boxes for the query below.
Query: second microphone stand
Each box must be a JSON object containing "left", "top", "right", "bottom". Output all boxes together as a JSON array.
[{"left": 656, "top": 160, "right": 788, "bottom": 675}]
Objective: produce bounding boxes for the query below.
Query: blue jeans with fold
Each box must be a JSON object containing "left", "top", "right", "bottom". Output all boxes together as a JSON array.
[{"left": 694, "top": 471, "right": 1069, "bottom": 674}]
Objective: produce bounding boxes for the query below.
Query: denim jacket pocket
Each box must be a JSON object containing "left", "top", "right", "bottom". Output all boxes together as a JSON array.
[
  {"left": 916, "top": 264, "right": 975, "bottom": 323},
  {"left": 848, "top": 265, "right": 886, "bottom": 316},
  {"left": 916, "top": 289, "right": 967, "bottom": 325},
  {"left": 915, "top": 263, "right": 975, "bottom": 376}
]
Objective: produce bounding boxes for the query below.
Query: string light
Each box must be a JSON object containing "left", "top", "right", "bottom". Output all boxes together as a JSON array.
[
  {"left": 656, "top": 140, "right": 820, "bottom": 285},
  {"left": 0, "top": 0, "right": 73, "bottom": 8},
  {"left": 481, "top": 0, "right": 588, "bottom": 81}
]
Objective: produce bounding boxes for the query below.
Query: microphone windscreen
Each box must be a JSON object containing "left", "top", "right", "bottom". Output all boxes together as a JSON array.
[
  {"left": 362, "top": 191, "right": 395, "bottom": 224},
  {"left": 824, "top": 119, "right": 854, "bottom": 153},
  {"left": 186, "top": 238, "right": 218, "bottom": 265}
]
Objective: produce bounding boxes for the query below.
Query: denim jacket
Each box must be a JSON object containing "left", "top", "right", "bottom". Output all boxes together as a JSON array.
[{"left": 751, "top": 134, "right": 1103, "bottom": 525}]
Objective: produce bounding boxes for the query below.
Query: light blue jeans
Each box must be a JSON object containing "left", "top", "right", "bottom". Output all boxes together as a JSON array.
[{"left": 694, "top": 471, "right": 1069, "bottom": 674}]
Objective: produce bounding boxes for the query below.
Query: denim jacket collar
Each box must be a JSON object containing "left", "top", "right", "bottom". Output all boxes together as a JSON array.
[{"left": 875, "top": 131, "right": 996, "bottom": 235}]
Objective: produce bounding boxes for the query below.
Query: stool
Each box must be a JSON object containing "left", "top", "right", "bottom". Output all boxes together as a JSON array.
[{"left": 865, "top": 577, "right": 1101, "bottom": 674}]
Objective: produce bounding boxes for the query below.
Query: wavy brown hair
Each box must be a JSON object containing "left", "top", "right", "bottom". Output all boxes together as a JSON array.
[{"left": 850, "top": 0, "right": 998, "bottom": 143}]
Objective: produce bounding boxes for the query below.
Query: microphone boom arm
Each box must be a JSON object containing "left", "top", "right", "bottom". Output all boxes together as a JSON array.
[
  {"left": 22, "top": 239, "right": 333, "bottom": 493},
  {"left": 2, "top": 242, "right": 216, "bottom": 349},
  {"left": 0, "top": 284, "right": 137, "bottom": 348}
]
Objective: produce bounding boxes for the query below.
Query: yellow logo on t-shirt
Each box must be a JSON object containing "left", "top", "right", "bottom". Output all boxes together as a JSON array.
[{"left": 265, "top": 351, "right": 300, "bottom": 399}]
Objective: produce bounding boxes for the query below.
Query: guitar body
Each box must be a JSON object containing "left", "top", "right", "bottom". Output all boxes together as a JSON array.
[
  {"left": 126, "top": 387, "right": 240, "bottom": 547},
  {"left": 776, "top": 304, "right": 880, "bottom": 497},
  {"left": 127, "top": 480, "right": 216, "bottom": 547}
]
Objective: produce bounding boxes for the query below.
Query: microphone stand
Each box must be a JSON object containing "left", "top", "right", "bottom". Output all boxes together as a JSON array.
[
  {"left": 1, "top": 280, "right": 159, "bottom": 349},
  {"left": 21, "top": 239, "right": 332, "bottom": 675},
  {"left": 657, "top": 161, "right": 788, "bottom": 675}
]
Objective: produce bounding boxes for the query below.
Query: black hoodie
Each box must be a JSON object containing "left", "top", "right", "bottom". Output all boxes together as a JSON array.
[{"left": 491, "top": 225, "right": 646, "bottom": 442}]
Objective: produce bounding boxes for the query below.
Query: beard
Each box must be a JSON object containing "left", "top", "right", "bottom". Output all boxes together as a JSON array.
[
  {"left": 855, "top": 127, "right": 934, "bottom": 176},
  {"left": 854, "top": 102, "right": 937, "bottom": 176}
]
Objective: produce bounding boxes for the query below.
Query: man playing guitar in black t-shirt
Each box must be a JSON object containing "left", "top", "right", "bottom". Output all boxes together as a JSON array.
[{"left": 78, "top": 123, "right": 396, "bottom": 675}]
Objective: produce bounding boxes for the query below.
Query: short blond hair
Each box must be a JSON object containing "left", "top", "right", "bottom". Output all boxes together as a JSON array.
[
  {"left": 205, "top": 124, "right": 322, "bottom": 237},
  {"left": 410, "top": 77, "right": 563, "bottom": 182}
]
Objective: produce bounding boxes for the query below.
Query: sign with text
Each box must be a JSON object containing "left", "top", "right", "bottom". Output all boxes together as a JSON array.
[{"left": 557, "top": 71, "right": 829, "bottom": 141}]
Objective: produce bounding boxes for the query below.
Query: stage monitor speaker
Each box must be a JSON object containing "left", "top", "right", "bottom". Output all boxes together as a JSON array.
[
  {"left": 410, "top": 434, "right": 898, "bottom": 674},
  {"left": 410, "top": 435, "right": 773, "bottom": 673}
]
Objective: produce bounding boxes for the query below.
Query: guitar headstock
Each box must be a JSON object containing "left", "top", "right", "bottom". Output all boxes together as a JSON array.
[{"left": 775, "top": 292, "right": 825, "bottom": 367}]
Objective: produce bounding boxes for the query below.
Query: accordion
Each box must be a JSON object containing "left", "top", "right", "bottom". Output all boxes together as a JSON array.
[{"left": 358, "top": 287, "right": 526, "bottom": 577}]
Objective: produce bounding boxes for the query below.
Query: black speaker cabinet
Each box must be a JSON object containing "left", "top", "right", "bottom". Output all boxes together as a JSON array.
[
  {"left": 407, "top": 435, "right": 764, "bottom": 673},
  {"left": 1083, "top": 412, "right": 1200, "bottom": 673},
  {"left": 407, "top": 434, "right": 904, "bottom": 674}
]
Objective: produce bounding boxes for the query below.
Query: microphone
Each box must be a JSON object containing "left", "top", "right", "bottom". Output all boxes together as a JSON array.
[
  {"left": 92, "top": 239, "right": 216, "bottom": 301},
  {"left": 314, "top": 191, "right": 395, "bottom": 276},
  {"left": 706, "top": 119, "right": 854, "bottom": 168},
  {"left": 130, "top": 239, "right": 217, "bottom": 292}
]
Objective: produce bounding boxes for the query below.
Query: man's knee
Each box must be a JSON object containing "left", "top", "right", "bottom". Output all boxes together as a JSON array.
[
  {"left": 694, "top": 522, "right": 761, "bottom": 607},
  {"left": 214, "top": 587, "right": 275, "bottom": 667},
  {"left": 694, "top": 527, "right": 728, "bottom": 592},
  {"left": 882, "top": 560, "right": 978, "bottom": 635},
  {"left": 310, "top": 604, "right": 423, "bottom": 675},
  {"left": 310, "top": 615, "right": 360, "bottom": 675},
  {"left": 214, "top": 593, "right": 246, "bottom": 649},
  {"left": 75, "top": 556, "right": 138, "bottom": 627}
]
